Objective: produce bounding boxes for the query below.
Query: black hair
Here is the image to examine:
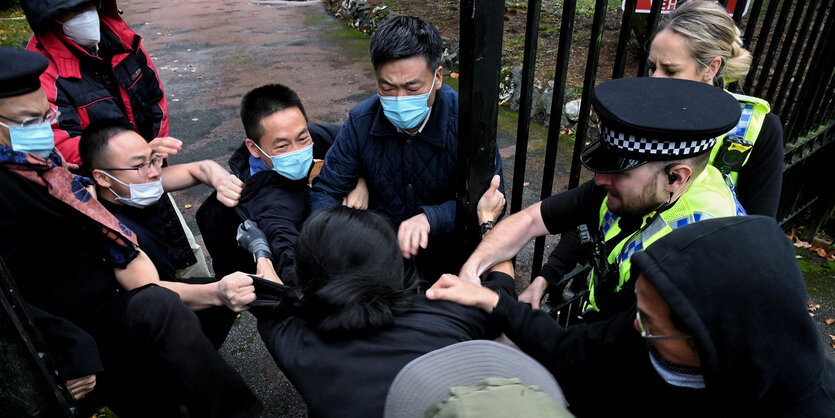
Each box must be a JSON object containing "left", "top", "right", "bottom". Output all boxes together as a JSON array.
[
  {"left": 294, "top": 206, "right": 418, "bottom": 337},
  {"left": 369, "top": 16, "right": 443, "bottom": 71},
  {"left": 79, "top": 118, "right": 135, "bottom": 174},
  {"left": 240, "top": 84, "right": 308, "bottom": 145}
]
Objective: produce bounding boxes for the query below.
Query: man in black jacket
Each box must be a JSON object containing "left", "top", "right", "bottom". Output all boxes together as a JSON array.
[
  {"left": 79, "top": 119, "right": 255, "bottom": 347},
  {"left": 427, "top": 216, "right": 835, "bottom": 416},
  {"left": 203, "top": 84, "right": 360, "bottom": 283},
  {"left": 0, "top": 46, "right": 260, "bottom": 417}
]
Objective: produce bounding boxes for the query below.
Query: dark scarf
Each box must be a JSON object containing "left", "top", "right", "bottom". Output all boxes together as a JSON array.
[{"left": 0, "top": 146, "right": 139, "bottom": 266}]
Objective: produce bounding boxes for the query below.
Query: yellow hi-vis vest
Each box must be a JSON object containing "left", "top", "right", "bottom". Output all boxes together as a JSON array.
[
  {"left": 708, "top": 93, "right": 771, "bottom": 186},
  {"left": 584, "top": 165, "right": 742, "bottom": 312}
]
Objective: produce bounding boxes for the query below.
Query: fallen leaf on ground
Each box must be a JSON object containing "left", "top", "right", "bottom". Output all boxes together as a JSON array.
[
  {"left": 523, "top": 182, "right": 530, "bottom": 187},
  {"left": 829, "top": 334, "right": 835, "bottom": 341},
  {"left": 450, "top": 72, "right": 459, "bottom": 79},
  {"left": 184, "top": 204, "right": 193, "bottom": 209},
  {"left": 794, "top": 240, "right": 812, "bottom": 248},
  {"left": 191, "top": 118, "right": 199, "bottom": 121},
  {"left": 826, "top": 318, "right": 835, "bottom": 325}
]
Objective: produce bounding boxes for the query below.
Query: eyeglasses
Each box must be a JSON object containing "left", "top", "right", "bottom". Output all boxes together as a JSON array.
[
  {"left": 100, "top": 154, "right": 164, "bottom": 177},
  {"left": 636, "top": 310, "right": 692, "bottom": 340},
  {"left": 0, "top": 108, "right": 61, "bottom": 128}
]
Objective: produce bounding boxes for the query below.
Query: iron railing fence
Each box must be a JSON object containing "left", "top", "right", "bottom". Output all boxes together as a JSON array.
[{"left": 457, "top": 0, "right": 835, "bottom": 280}]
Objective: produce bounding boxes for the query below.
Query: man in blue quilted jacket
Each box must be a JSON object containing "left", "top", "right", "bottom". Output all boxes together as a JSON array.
[{"left": 310, "top": 16, "right": 505, "bottom": 281}]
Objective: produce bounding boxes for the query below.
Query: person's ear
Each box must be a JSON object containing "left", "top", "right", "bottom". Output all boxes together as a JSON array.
[
  {"left": 245, "top": 138, "right": 261, "bottom": 159},
  {"left": 664, "top": 163, "right": 693, "bottom": 192},
  {"left": 704, "top": 56, "right": 722, "bottom": 83},
  {"left": 91, "top": 169, "right": 111, "bottom": 188},
  {"left": 434, "top": 65, "right": 444, "bottom": 90}
]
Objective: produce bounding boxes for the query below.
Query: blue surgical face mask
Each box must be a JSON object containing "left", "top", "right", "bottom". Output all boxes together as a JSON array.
[
  {"left": 379, "top": 70, "right": 439, "bottom": 130},
  {"left": 253, "top": 142, "right": 314, "bottom": 181},
  {"left": 0, "top": 120, "right": 55, "bottom": 157}
]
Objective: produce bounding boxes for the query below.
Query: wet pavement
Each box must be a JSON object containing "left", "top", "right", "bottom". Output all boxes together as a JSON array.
[
  {"left": 119, "top": 1, "right": 378, "bottom": 416},
  {"left": 115, "top": 2, "right": 578, "bottom": 414}
]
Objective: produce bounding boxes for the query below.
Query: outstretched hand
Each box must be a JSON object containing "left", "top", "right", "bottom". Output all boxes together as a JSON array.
[
  {"left": 426, "top": 274, "right": 500, "bottom": 313},
  {"left": 398, "top": 213, "right": 430, "bottom": 259},
  {"left": 518, "top": 276, "right": 549, "bottom": 309}
]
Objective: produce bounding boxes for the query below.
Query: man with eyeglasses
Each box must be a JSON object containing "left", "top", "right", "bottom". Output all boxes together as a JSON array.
[
  {"left": 20, "top": 0, "right": 215, "bottom": 280},
  {"left": 0, "top": 46, "right": 260, "bottom": 417},
  {"left": 79, "top": 118, "right": 256, "bottom": 346},
  {"left": 426, "top": 215, "right": 835, "bottom": 416}
]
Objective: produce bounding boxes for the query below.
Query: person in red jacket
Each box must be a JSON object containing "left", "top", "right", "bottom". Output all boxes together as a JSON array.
[{"left": 22, "top": 0, "right": 176, "bottom": 165}]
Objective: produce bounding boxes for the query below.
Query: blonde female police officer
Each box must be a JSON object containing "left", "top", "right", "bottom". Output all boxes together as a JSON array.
[{"left": 648, "top": 0, "right": 783, "bottom": 217}]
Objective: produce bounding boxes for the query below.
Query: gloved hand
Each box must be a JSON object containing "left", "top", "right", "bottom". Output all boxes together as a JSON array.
[{"left": 236, "top": 220, "right": 273, "bottom": 262}]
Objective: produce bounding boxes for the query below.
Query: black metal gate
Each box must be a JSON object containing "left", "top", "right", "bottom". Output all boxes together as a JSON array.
[{"left": 457, "top": 0, "right": 835, "bottom": 279}]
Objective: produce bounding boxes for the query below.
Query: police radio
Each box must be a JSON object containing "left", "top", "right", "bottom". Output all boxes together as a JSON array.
[{"left": 713, "top": 135, "right": 753, "bottom": 174}]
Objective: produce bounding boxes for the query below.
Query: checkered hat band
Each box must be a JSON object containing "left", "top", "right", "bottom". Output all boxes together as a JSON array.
[{"left": 602, "top": 126, "right": 716, "bottom": 157}]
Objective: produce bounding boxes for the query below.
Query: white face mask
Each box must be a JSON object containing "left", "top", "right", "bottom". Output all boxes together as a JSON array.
[
  {"left": 101, "top": 171, "right": 164, "bottom": 208},
  {"left": 647, "top": 343, "right": 705, "bottom": 389},
  {"left": 62, "top": 10, "right": 101, "bottom": 50}
]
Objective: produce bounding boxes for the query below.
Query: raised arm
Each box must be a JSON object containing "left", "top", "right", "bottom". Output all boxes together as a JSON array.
[
  {"left": 458, "top": 201, "right": 549, "bottom": 285},
  {"left": 114, "top": 249, "right": 254, "bottom": 312},
  {"left": 160, "top": 160, "right": 243, "bottom": 207}
]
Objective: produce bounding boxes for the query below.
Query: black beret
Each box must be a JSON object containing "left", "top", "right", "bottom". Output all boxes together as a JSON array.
[
  {"left": 581, "top": 77, "right": 741, "bottom": 174},
  {"left": 0, "top": 47, "right": 49, "bottom": 99}
]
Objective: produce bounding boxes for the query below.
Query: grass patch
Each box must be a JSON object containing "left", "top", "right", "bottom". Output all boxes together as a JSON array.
[
  {"left": 0, "top": 6, "right": 32, "bottom": 48},
  {"left": 798, "top": 247, "right": 835, "bottom": 299},
  {"left": 575, "top": 0, "right": 622, "bottom": 16},
  {"left": 443, "top": 75, "right": 459, "bottom": 91},
  {"left": 539, "top": 23, "right": 559, "bottom": 38},
  {"left": 305, "top": 13, "right": 370, "bottom": 62}
]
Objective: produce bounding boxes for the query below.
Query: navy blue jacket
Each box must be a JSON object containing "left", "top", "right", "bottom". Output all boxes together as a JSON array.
[{"left": 309, "top": 85, "right": 505, "bottom": 236}]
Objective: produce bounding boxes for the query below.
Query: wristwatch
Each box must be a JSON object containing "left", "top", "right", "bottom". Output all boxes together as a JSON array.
[{"left": 480, "top": 221, "right": 495, "bottom": 236}]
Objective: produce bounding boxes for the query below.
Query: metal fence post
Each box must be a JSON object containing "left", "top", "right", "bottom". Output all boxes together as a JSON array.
[
  {"left": 530, "top": 0, "right": 578, "bottom": 278},
  {"left": 457, "top": 0, "right": 506, "bottom": 252},
  {"left": 510, "top": 0, "right": 543, "bottom": 216}
]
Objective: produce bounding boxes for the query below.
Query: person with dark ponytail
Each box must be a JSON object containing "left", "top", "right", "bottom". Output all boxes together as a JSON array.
[
  {"left": 648, "top": 0, "right": 784, "bottom": 217},
  {"left": 241, "top": 177, "right": 511, "bottom": 417}
]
